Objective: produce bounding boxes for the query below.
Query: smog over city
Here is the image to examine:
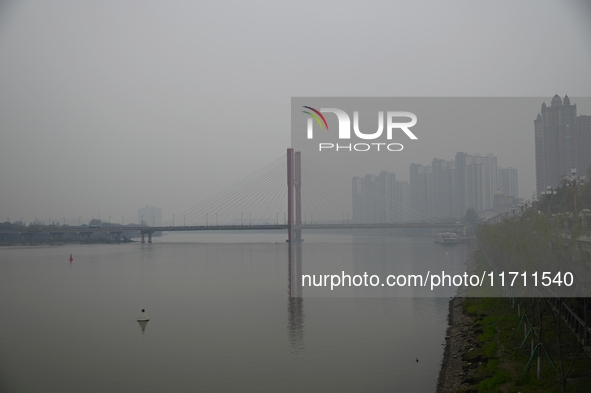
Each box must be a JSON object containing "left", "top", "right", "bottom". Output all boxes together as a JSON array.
[
  {"left": 1, "top": 1, "right": 591, "bottom": 226},
  {"left": 2, "top": 2, "right": 591, "bottom": 392}
]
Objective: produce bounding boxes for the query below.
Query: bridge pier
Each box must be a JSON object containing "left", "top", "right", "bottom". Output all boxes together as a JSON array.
[
  {"left": 49, "top": 232, "right": 63, "bottom": 242},
  {"left": 79, "top": 232, "right": 92, "bottom": 243},
  {"left": 109, "top": 232, "right": 122, "bottom": 243},
  {"left": 20, "top": 233, "right": 34, "bottom": 244},
  {"left": 140, "top": 231, "right": 153, "bottom": 243}
]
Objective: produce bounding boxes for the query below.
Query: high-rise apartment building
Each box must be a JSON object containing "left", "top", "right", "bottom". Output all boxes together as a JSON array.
[
  {"left": 534, "top": 95, "right": 591, "bottom": 195},
  {"left": 352, "top": 172, "right": 410, "bottom": 223},
  {"left": 431, "top": 159, "right": 457, "bottom": 219},
  {"left": 454, "top": 153, "right": 486, "bottom": 218},
  {"left": 410, "top": 163, "right": 432, "bottom": 220},
  {"left": 498, "top": 167, "right": 518, "bottom": 198},
  {"left": 411, "top": 152, "right": 514, "bottom": 220}
]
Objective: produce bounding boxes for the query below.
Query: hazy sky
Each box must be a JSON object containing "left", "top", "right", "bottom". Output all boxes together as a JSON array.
[{"left": 1, "top": 0, "right": 590, "bottom": 225}]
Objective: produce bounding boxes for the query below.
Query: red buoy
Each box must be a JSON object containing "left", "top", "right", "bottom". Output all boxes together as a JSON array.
[{"left": 69, "top": 254, "right": 73, "bottom": 262}]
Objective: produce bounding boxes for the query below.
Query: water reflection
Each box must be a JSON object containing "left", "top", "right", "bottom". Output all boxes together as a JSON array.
[
  {"left": 288, "top": 243, "right": 305, "bottom": 354},
  {"left": 137, "top": 321, "right": 148, "bottom": 334},
  {"left": 0, "top": 234, "right": 457, "bottom": 392}
]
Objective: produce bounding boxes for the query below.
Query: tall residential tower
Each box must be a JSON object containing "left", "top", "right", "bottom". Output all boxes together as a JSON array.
[{"left": 534, "top": 95, "right": 591, "bottom": 195}]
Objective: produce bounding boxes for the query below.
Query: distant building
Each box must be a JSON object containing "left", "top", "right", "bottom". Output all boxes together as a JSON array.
[
  {"left": 352, "top": 172, "right": 410, "bottom": 223},
  {"left": 494, "top": 191, "right": 522, "bottom": 213},
  {"left": 410, "top": 163, "right": 432, "bottom": 220},
  {"left": 455, "top": 153, "right": 497, "bottom": 215},
  {"left": 498, "top": 167, "right": 518, "bottom": 198},
  {"left": 431, "top": 158, "right": 457, "bottom": 220},
  {"left": 138, "top": 205, "right": 162, "bottom": 226},
  {"left": 534, "top": 95, "right": 591, "bottom": 196},
  {"left": 410, "top": 152, "right": 515, "bottom": 221}
]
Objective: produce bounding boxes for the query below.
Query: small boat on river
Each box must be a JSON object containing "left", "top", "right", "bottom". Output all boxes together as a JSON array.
[{"left": 436, "top": 232, "right": 458, "bottom": 245}]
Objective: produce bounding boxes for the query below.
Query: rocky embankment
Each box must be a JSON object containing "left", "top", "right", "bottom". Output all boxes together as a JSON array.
[
  {"left": 436, "top": 297, "right": 481, "bottom": 392},
  {"left": 437, "top": 248, "right": 482, "bottom": 392}
]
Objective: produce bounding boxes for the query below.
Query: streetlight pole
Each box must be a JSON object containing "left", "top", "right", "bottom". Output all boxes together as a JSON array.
[
  {"left": 569, "top": 168, "right": 585, "bottom": 214},
  {"left": 141, "top": 215, "right": 144, "bottom": 226},
  {"left": 276, "top": 212, "right": 278, "bottom": 225},
  {"left": 241, "top": 213, "right": 243, "bottom": 226},
  {"left": 542, "top": 186, "right": 557, "bottom": 215},
  {"left": 183, "top": 215, "right": 185, "bottom": 227},
  {"left": 153, "top": 215, "right": 155, "bottom": 227},
  {"left": 173, "top": 214, "right": 175, "bottom": 227},
  {"left": 216, "top": 213, "right": 218, "bottom": 226},
  {"left": 249, "top": 213, "right": 251, "bottom": 226}
]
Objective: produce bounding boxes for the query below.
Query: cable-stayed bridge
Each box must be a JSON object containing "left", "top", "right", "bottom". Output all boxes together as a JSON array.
[{"left": 2, "top": 148, "right": 463, "bottom": 243}]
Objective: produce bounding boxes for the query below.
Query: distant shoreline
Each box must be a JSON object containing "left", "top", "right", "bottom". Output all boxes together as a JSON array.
[{"left": 0, "top": 239, "right": 137, "bottom": 246}]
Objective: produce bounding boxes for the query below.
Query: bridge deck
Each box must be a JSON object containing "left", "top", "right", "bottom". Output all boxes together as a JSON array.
[{"left": 0, "top": 223, "right": 464, "bottom": 234}]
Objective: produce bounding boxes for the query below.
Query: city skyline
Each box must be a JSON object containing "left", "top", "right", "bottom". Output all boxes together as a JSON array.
[
  {"left": 1, "top": 2, "right": 591, "bottom": 223},
  {"left": 352, "top": 152, "right": 519, "bottom": 223}
]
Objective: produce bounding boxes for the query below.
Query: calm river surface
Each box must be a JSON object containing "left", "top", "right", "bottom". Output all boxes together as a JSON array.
[{"left": 0, "top": 230, "right": 468, "bottom": 392}]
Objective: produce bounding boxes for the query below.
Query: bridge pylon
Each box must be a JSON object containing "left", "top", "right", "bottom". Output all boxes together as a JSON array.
[{"left": 287, "top": 148, "right": 302, "bottom": 242}]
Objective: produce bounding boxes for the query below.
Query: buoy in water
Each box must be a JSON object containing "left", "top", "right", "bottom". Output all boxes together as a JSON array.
[
  {"left": 137, "top": 309, "right": 149, "bottom": 322},
  {"left": 416, "top": 357, "right": 419, "bottom": 362},
  {"left": 69, "top": 254, "right": 73, "bottom": 262}
]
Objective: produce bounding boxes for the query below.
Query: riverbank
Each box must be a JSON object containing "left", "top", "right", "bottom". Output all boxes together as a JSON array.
[
  {"left": 437, "top": 246, "right": 591, "bottom": 392},
  {"left": 436, "top": 247, "right": 480, "bottom": 392}
]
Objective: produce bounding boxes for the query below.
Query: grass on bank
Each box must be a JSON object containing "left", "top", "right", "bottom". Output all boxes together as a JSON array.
[{"left": 458, "top": 293, "right": 591, "bottom": 393}]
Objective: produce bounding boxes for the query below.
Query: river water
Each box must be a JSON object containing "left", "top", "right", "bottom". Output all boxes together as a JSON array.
[{"left": 0, "top": 230, "right": 468, "bottom": 392}]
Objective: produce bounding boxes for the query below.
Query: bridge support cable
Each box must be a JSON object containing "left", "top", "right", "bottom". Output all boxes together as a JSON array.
[
  {"left": 227, "top": 163, "right": 287, "bottom": 225},
  {"left": 164, "top": 155, "right": 287, "bottom": 227},
  {"left": 210, "top": 162, "right": 283, "bottom": 225},
  {"left": 162, "top": 156, "right": 281, "bottom": 225},
  {"left": 162, "top": 150, "right": 446, "bottom": 233},
  {"left": 299, "top": 161, "right": 351, "bottom": 224},
  {"left": 198, "top": 162, "right": 286, "bottom": 226}
]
